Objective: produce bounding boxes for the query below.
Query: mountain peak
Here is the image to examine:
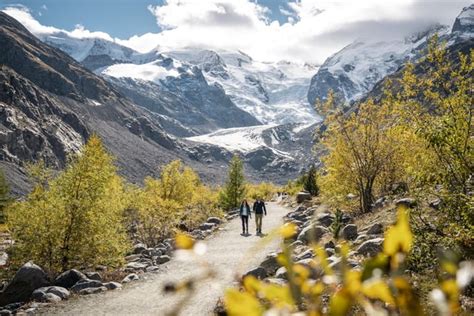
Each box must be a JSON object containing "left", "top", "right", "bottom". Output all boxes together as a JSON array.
[{"left": 452, "top": 4, "right": 474, "bottom": 33}]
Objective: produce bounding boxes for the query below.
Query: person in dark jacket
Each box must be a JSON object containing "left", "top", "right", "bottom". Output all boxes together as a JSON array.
[
  {"left": 239, "top": 199, "right": 251, "bottom": 234},
  {"left": 253, "top": 198, "right": 267, "bottom": 234}
]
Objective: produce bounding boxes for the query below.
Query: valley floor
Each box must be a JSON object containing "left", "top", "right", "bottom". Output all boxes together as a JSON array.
[{"left": 40, "top": 202, "right": 289, "bottom": 315}]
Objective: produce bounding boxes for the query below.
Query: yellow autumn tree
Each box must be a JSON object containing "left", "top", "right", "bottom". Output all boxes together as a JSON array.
[
  {"left": 133, "top": 160, "right": 222, "bottom": 246},
  {"left": 7, "top": 135, "right": 129, "bottom": 273},
  {"left": 317, "top": 94, "right": 408, "bottom": 213}
]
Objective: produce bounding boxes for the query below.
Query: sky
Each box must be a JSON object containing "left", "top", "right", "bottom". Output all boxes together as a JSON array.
[{"left": 1, "top": 0, "right": 471, "bottom": 64}]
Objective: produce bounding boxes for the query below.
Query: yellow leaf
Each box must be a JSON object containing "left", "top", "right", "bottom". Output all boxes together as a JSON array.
[
  {"left": 362, "top": 279, "right": 395, "bottom": 305},
  {"left": 383, "top": 205, "right": 413, "bottom": 256},
  {"left": 345, "top": 270, "right": 362, "bottom": 296},
  {"left": 280, "top": 223, "right": 298, "bottom": 238},
  {"left": 225, "top": 289, "right": 263, "bottom": 316},
  {"left": 243, "top": 275, "right": 261, "bottom": 295},
  {"left": 175, "top": 233, "right": 194, "bottom": 249},
  {"left": 329, "top": 288, "right": 352, "bottom": 316},
  {"left": 260, "top": 283, "right": 295, "bottom": 307}
]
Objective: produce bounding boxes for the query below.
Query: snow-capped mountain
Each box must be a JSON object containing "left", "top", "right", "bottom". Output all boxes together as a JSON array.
[
  {"left": 307, "top": 4, "right": 474, "bottom": 105},
  {"left": 164, "top": 49, "right": 319, "bottom": 125},
  {"left": 307, "top": 24, "right": 452, "bottom": 105}
]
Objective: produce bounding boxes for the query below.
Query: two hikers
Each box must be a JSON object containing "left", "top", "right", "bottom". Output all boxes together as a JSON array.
[{"left": 239, "top": 198, "right": 267, "bottom": 235}]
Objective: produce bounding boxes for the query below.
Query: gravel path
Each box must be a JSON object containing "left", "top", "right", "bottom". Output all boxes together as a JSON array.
[{"left": 42, "top": 202, "right": 289, "bottom": 315}]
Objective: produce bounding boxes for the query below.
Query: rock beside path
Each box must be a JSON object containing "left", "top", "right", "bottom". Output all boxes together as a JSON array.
[{"left": 0, "top": 262, "right": 50, "bottom": 306}]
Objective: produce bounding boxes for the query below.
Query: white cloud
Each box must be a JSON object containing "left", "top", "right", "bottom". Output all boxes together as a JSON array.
[
  {"left": 2, "top": 1, "right": 471, "bottom": 63},
  {"left": 2, "top": 6, "right": 113, "bottom": 41},
  {"left": 119, "top": 0, "right": 470, "bottom": 63}
]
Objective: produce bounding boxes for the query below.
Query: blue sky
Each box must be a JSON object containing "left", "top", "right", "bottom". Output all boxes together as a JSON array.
[
  {"left": 0, "top": 0, "right": 291, "bottom": 38},
  {"left": 1, "top": 0, "right": 471, "bottom": 63}
]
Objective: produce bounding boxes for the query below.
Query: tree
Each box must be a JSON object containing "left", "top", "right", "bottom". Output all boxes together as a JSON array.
[
  {"left": 396, "top": 38, "right": 473, "bottom": 194},
  {"left": 132, "top": 160, "right": 222, "bottom": 245},
  {"left": 303, "top": 165, "right": 319, "bottom": 196},
  {"left": 317, "top": 94, "right": 405, "bottom": 213},
  {"left": 0, "top": 168, "right": 10, "bottom": 224},
  {"left": 219, "top": 155, "right": 246, "bottom": 211},
  {"left": 8, "top": 135, "right": 129, "bottom": 273}
]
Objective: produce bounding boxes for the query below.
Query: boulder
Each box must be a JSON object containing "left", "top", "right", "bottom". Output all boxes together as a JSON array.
[
  {"left": 40, "top": 293, "right": 62, "bottom": 303},
  {"left": 395, "top": 198, "right": 417, "bottom": 208},
  {"left": 260, "top": 253, "right": 280, "bottom": 275},
  {"left": 85, "top": 272, "right": 102, "bottom": 281},
  {"left": 0, "top": 310, "right": 11, "bottom": 315},
  {"left": 297, "top": 224, "right": 328, "bottom": 244},
  {"left": 367, "top": 223, "right": 383, "bottom": 235},
  {"left": 0, "top": 253, "right": 8, "bottom": 266},
  {"left": 0, "top": 262, "right": 50, "bottom": 306},
  {"left": 275, "top": 267, "right": 288, "bottom": 279},
  {"left": 295, "top": 248, "right": 314, "bottom": 261},
  {"left": 341, "top": 213, "right": 353, "bottom": 224},
  {"left": 294, "top": 206, "right": 306, "bottom": 213},
  {"left": 316, "top": 213, "right": 334, "bottom": 227},
  {"left": 357, "top": 238, "right": 384, "bottom": 257},
  {"left": 32, "top": 286, "right": 70, "bottom": 301},
  {"left": 70, "top": 279, "right": 103, "bottom": 293},
  {"left": 324, "top": 241, "right": 335, "bottom": 249},
  {"left": 146, "top": 266, "right": 160, "bottom": 273},
  {"left": 289, "top": 240, "right": 303, "bottom": 248},
  {"left": 103, "top": 282, "right": 122, "bottom": 290},
  {"left": 156, "top": 255, "right": 171, "bottom": 264},
  {"left": 354, "top": 234, "right": 368, "bottom": 245},
  {"left": 126, "top": 262, "right": 148, "bottom": 271},
  {"left": 207, "top": 217, "right": 222, "bottom": 225},
  {"left": 125, "top": 254, "right": 142, "bottom": 262},
  {"left": 199, "top": 223, "right": 215, "bottom": 231},
  {"left": 341, "top": 224, "right": 358, "bottom": 240},
  {"left": 122, "top": 273, "right": 139, "bottom": 283},
  {"left": 244, "top": 267, "right": 267, "bottom": 280},
  {"left": 143, "top": 248, "right": 162, "bottom": 257},
  {"left": 264, "top": 278, "right": 287, "bottom": 286},
  {"left": 132, "top": 243, "right": 147, "bottom": 255},
  {"left": 79, "top": 286, "right": 107, "bottom": 295},
  {"left": 296, "top": 192, "right": 311, "bottom": 203},
  {"left": 295, "top": 259, "right": 323, "bottom": 279},
  {"left": 54, "top": 269, "right": 87, "bottom": 289}
]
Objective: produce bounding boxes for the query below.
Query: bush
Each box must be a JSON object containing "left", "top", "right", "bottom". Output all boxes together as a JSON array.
[
  {"left": 7, "top": 136, "right": 129, "bottom": 273},
  {"left": 245, "top": 182, "right": 279, "bottom": 201},
  {"left": 222, "top": 205, "right": 470, "bottom": 315},
  {"left": 132, "top": 160, "right": 222, "bottom": 246}
]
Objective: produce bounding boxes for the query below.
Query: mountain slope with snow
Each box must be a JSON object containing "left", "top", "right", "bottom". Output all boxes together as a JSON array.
[
  {"left": 307, "top": 5, "right": 474, "bottom": 106},
  {"left": 165, "top": 49, "right": 319, "bottom": 125}
]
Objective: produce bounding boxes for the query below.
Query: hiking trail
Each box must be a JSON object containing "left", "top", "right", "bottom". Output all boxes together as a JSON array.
[{"left": 42, "top": 202, "right": 289, "bottom": 315}]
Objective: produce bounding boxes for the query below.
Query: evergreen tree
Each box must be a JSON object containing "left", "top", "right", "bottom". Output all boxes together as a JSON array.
[
  {"left": 0, "top": 168, "right": 10, "bottom": 224},
  {"left": 303, "top": 165, "right": 319, "bottom": 196},
  {"left": 219, "top": 155, "right": 246, "bottom": 211}
]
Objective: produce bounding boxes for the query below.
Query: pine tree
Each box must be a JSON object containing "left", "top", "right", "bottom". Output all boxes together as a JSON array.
[
  {"left": 303, "top": 165, "right": 319, "bottom": 196},
  {"left": 0, "top": 168, "right": 10, "bottom": 224},
  {"left": 219, "top": 155, "right": 246, "bottom": 211}
]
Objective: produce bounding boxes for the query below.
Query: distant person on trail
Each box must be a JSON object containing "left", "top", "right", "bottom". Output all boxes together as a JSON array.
[
  {"left": 239, "top": 199, "right": 251, "bottom": 235},
  {"left": 253, "top": 198, "right": 267, "bottom": 234}
]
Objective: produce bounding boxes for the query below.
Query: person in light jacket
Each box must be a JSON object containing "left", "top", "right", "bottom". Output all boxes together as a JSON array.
[{"left": 239, "top": 199, "right": 251, "bottom": 235}]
